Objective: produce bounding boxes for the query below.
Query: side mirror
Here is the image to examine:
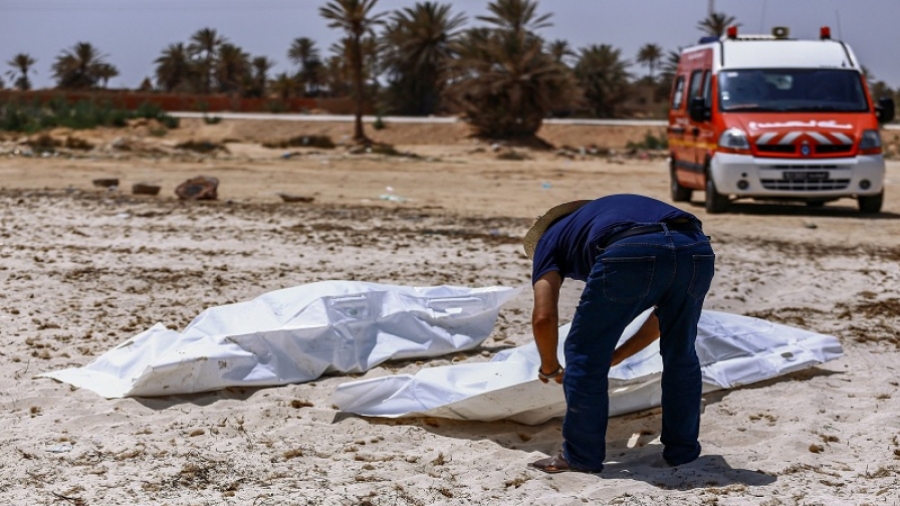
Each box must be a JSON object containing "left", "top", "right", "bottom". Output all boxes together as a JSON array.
[
  {"left": 689, "top": 96, "right": 709, "bottom": 122},
  {"left": 876, "top": 97, "right": 895, "bottom": 124}
]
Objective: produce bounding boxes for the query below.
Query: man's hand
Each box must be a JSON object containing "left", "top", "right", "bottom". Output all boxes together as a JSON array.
[
  {"left": 538, "top": 365, "right": 565, "bottom": 384},
  {"left": 611, "top": 310, "right": 660, "bottom": 366},
  {"left": 533, "top": 271, "right": 563, "bottom": 385}
]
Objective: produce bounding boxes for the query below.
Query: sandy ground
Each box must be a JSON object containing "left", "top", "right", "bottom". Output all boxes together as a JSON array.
[{"left": 1, "top": 120, "right": 900, "bottom": 505}]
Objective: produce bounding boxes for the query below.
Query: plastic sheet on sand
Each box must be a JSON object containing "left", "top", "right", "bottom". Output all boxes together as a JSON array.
[
  {"left": 332, "top": 309, "right": 843, "bottom": 425},
  {"left": 40, "top": 281, "right": 521, "bottom": 398}
]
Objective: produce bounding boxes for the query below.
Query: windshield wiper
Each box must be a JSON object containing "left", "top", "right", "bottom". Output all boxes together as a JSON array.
[
  {"left": 723, "top": 104, "right": 772, "bottom": 112},
  {"left": 780, "top": 105, "right": 858, "bottom": 112}
]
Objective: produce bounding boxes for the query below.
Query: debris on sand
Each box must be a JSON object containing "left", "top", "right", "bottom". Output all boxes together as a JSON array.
[
  {"left": 263, "top": 135, "right": 335, "bottom": 150},
  {"left": 132, "top": 183, "right": 161, "bottom": 196},
  {"left": 277, "top": 192, "right": 315, "bottom": 203},
  {"left": 92, "top": 178, "right": 119, "bottom": 189},
  {"left": 175, "top": 176, "right": 219, "bottom": 200},
  {"left": 175, "top": 140, "right": 228, "bottom": 155}
]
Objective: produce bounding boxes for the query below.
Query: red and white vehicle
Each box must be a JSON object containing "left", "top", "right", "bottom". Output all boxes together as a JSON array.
[{"left": 667, "top": 26, "right": 895, "bottom": 213}]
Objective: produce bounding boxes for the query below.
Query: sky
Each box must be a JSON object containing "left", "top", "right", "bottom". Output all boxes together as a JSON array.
[{"left": 2, "top": 0, "right": 900, "bottom": 90}]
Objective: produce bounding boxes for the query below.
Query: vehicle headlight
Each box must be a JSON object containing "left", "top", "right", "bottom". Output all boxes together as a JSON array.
[
  {"left": 719, "top": 128, "right": 750, "bottom": 151},
  {"left": 859, "top": 129, "right": 882, "bottom": 150}
]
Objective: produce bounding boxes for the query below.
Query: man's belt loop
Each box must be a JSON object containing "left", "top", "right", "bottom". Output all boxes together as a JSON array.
[{"left": 600, "top": 221, "right": 700, "bottom": 249}]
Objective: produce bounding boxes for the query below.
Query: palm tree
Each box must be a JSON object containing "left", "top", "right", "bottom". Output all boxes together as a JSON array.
[
  {"left": 319, "top": 0, "right": 386, "bottom": 143},
  {"left": 6, "top": 53, "right": 37, "bottom": 91},
  {"left": 697, "top": 12, "right": 739, "bottom": 37},
  {"left": 322, "top": 54, "right": 351, "bottom": 98},
  {"left": 444, "top": 1, "right": 578, "bottom": 138},
  {"left": 270, "top": 72, "right": 296, "bottom": 101},
  {"left": 477, "top": 0, "right": 551, "bottom": 33},
  {"left": 381, "top": 1, "right": 466, "bottom": 115},
  {"left": 288, "top": 37, "right": 324, "bottom": 97},
  {"left": 138, "top": 77, "right": 154, "bottom": 92},
  {"left": 546, "top": 39, "right": 575, "bottom": 66},
  {"left": 328, "top": 36, "right": 381, "bottom": 99},
  {"left": 188, "top": 27, "right": 226, "bottom": 94},
  {"left": 248, "top": 56, "right": 275, "bottom": 98},
  {"left": 659, "top": 49, "right": 681, "bottom": 79},
  {"left": 656, "top": 48, "right": 682, "bottom": 101},
  {"left": 574, "top": 44, "right": 632, "bottom": 118},
  {"left": 215, "top": 43, "right": 250, "bottom": 94},
  {"left": 52, "top": 42, "right": 109, "bottom": 89},
  {"left": 154, "top": 43, "right": 193, "bottom": 92},
  {"left": 636, "top": 43, "right": 663, "bottom": 81},
  {"left": 94, "top": 63, "right": 119, "bottom": 88}
]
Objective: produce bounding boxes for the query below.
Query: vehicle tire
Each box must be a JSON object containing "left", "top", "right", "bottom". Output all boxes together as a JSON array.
[
  {"left": 858, "top": 191, "right": 883, "bottom": 214},
  {"left": 670, "top": 161, "right": 692, "bottom": 202},
  {"left": 704, "top": 173, "right": 729, "bottom": 214}
]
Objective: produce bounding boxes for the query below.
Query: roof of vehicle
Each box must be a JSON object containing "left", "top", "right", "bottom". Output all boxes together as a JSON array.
[
  {"left": 722, "top": 39, "right": 855, "bottom": 69},
  {"left": 683, "top": 36, "right": 858, "bottom": 72}
]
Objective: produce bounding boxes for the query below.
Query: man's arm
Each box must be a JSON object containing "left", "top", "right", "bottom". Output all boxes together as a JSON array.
[
  {"left": 532, "top": 271, "right": 563, "bottom": 384},
  {"left": 610, "top": 311, "right": 660, "bottom": 366}
]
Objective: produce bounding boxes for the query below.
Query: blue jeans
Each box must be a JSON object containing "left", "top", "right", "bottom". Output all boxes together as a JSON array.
[{"left": 561, "top": 226, "right": 715, "bottom": 472}]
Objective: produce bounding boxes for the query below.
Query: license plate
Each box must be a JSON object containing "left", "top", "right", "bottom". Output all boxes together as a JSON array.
[{"left": 783, "top": 171, "right": 829, "bottom": 181}]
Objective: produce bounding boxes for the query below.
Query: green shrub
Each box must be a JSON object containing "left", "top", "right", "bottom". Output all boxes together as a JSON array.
[
  {"left": 0, "top": 97, "right": 180, "bottom": 133},
  {"left": 135, "top": 101, "right": 164, "bottom": 120},
  {"left": 110, "top": 110, "right": 130, "bottom": 127},
  {"left": 626, "top": 130, "right": 668, "bottom": 151},
  {"left": 159, "top": 115, "right": 180, "bottom": 129}
]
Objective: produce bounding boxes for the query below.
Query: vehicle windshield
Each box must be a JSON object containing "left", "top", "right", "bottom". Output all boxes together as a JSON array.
[{"left": 718, "top": 69, "right": 869, "bottom": 112}]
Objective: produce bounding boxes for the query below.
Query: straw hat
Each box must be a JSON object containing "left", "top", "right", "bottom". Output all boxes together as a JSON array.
[{"left": 523, "top": 200, "right": 591, "bottom": 259}]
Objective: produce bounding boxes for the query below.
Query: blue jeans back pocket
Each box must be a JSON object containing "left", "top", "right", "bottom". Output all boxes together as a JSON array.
[
  {"left": 602, "top": 257, "right": 655, "bottom": 303},
  {"left": 687, "top": 254, "right": 716, "bottom": 300}
]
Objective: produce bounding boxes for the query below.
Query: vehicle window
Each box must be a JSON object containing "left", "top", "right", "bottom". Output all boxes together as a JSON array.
[
  {"left": 671, "top": 76, "right": 685, "bottom": 109},
  {"left": 688, "top": 70, "right": 704, "bottom": 102},
  {"left": 702, "top": 71, "right": 712, "bottom": 107},
  {"left": 718, "top": 69, "right": 869, "bottom": 112}
]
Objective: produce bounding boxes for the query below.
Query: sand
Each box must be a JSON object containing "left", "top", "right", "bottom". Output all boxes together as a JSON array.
[{"left": 1, "top": 119, "right": 899, "bottom": 505}]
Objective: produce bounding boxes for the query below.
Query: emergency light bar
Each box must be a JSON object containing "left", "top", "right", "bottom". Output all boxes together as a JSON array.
[
  {"left": 772, "top": 26, "right": 790, "bottom": 39},
  {"left": 726, "top": 26, "right": 738, "bottom": 39},
  {"left": 820, "top": 26, "right": 831, "bottom": 39}
]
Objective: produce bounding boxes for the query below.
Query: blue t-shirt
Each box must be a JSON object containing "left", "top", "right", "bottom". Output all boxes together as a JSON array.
[{"left": 531, "top": 194, "right": 699, "bottom": 284}]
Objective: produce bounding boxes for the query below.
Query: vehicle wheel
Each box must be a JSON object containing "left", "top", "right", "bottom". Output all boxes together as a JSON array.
[
  {"left": 704, "top": 174, "right": 729, "bottom": 214},
  {"left": 670, "top": 162, "right": 692, "bottom": 202},
  {"left": 858, "top": 191, "right": 883, "bottom": 214}
]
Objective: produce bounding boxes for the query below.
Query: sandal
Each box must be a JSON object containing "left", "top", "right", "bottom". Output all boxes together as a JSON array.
[{"left": 529, "top": 453, "right": 598, "bottom": 474}]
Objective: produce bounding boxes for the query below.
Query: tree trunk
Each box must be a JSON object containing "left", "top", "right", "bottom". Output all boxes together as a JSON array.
[{"left": 351, "top": 33, "right": 368, "bottom": 144}]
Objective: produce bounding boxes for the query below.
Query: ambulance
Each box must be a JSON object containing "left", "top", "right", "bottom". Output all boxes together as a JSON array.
[{"left": 667, "top": 26, "right": 895, "bottom": 213}]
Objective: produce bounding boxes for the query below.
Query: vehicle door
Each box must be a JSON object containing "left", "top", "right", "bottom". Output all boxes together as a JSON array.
[
  {"left": 696, "top": 68, "right": 717, "bottom": 178},
  {"left": 667, "top": 74, "right": 689, "bottom": 170},
  {"left": 685, "top": 68, "right": 707, "bottom": 186}
]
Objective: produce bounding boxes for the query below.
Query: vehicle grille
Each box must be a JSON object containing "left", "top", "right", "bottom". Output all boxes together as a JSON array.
[
  {"left": 756, "top": 145, "right": 795, "bottom": 153},
  {"left": 761, "top": 179, "right": 850, "bottom": 191},
  {"left": 815, "top": 145, "right": 853, "bottom": 154},
  {"left": 755, "top": 144, "right": 854, "bottom": 155}
]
